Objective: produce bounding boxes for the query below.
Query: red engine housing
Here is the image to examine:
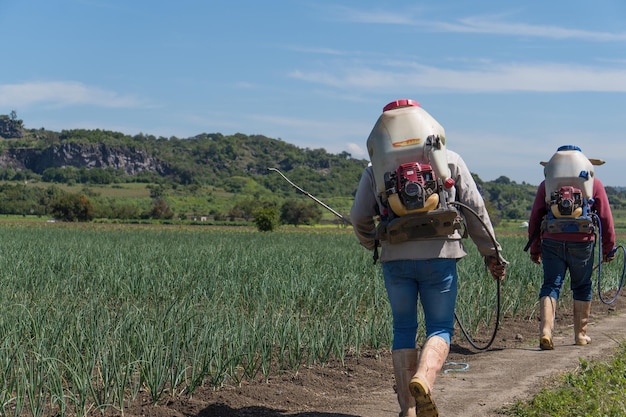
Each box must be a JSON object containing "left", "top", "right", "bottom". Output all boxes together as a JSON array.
[
  {"left": 396, "top": 162, "right": 435, "bottom": 186},
  {"left": 385, "top": 162, "right": 438, "bottom": 211}
]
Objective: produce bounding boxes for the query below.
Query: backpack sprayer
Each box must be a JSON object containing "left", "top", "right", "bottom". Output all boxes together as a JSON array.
[
  {"left": 367, "top": 99, "right": 462, "bottom": 243},
  {"left": 524, "top": 145, "right": 625, "bottom": 304}
]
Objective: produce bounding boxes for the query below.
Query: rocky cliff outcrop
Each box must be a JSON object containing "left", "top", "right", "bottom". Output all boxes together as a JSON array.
[
  {"left": 0, "top": 143, "right": 171, "bottom": 175},
  {"left": 0, "top": 116, "right": 23, "bottom": 139}
]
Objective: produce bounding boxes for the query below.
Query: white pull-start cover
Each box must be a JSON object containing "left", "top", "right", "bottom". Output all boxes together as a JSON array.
[
  {"left": 543, "top": 146, "right": 595, "bottom": 204},
  {"left": 366, "top": 100, "right": 450, "bottom": 196}
]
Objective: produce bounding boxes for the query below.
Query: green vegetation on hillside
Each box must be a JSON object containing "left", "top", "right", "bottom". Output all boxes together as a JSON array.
[{"left": 1, "top": 115, "right": 626, "bottom": 224}]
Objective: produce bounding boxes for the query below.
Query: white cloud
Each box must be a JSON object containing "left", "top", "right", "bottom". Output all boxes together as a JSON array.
[
  {"left": 290, "top": 62, "right": 626, "bottom": 93},
  {"left": 432, "top": 16, "right": 626, "bottom": 42},
  {"left": 0, "top": 81, "right": 146, "bottom": 108},
  {"left": 346, "top": 142, "right": 366, "bottom": 157},
  {"left": 334, "top": 6, "right": 626, "bottom": 42},
  {"left": 338, "top": 9, "right": 417, "bottom": 25}
]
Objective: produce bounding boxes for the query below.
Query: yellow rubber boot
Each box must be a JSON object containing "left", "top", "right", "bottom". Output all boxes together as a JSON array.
[
  {"left": 392, "top": 349, "right": 418, "bottom": 417},
  {"left": 574, "top": 300, "right": 592, "bottom": 345},
  {"left": 539, "top": 296, "right": 556, "bottom": 350},
  {"left": 409, "top": 336, "right": 449, "bottom": 417}
]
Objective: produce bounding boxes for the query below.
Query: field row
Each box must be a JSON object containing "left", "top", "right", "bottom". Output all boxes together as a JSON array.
[{"left": 0, "top": 224, "right": 622, "bottom": 416}]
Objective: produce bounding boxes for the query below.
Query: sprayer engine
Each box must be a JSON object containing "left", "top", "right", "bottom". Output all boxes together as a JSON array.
[
  {"left": 384, "top": 162, "right": 439, "bottom": 211},
  {"left": 550, "top": 186, "right": 583, "bottom": 216}
]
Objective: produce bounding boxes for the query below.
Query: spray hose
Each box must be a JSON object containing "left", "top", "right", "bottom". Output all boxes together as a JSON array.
[
  {"left": 449, "top": 201, "right": 504, "bottom": 351},
  {"left": 592, "top": 213, "right": 625, "bottom": 305},
  {"left": 268, "top": 168, "right": 503, "bottom": 351}
]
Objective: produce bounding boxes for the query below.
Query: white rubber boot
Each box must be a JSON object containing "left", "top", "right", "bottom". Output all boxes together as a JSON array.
[
  {"left": 539, "top": 296, "right": 556, "bottom": 350},
  {"left": 409, "top": 336, "right": 449, "bottom": 417},
  {"left": 392, "top": 349, "right": 418, "bottom": 417}
]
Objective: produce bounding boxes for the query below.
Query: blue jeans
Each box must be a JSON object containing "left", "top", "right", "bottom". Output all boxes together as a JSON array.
[
  {"left": 382, "top": 258, "right": 457, "bottom": 350},
  {"left": 539, "top": 238, "right": 595, "bottom": 301}
]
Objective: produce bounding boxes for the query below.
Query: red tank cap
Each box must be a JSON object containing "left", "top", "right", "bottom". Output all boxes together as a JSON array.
[
  {"left": 383, "top": 99, "right": 420, "bottom": 112},
  {"left": 444, "top": 178, "right": 455, "bottom": 189}
]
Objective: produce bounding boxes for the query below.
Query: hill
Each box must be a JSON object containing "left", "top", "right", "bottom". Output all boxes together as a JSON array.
[
  {"left": 0, "top": 127, "right": 367, "bottom": 198},
  {"left": 0, "top": 114, "right": 624, "bottom": 224}
]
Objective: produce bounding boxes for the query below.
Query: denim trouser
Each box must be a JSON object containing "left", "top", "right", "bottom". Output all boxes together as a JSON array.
[
  {"left": 382, "top": 258, "right": 457, "bottom": 350},
  {"left": 539, "top": 238, "right": 595, "bottom": 302}
]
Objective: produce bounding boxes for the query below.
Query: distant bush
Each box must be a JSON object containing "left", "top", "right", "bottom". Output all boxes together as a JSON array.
[{"left": 50, "top": 193, "right": 94, "bottom": 222}]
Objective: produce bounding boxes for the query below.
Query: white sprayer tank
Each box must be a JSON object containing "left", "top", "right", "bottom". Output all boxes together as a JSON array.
[
  {"left": 366, "top": 99, "right": 450, "bottom": 196},
  {"left": 543, "top": 145, "right": 594, "bottom": 203}
]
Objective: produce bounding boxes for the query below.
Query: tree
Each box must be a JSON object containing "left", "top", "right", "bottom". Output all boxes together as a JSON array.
[
  {"left": 149, "top": 198, "right": 174, "bottom": 219},
  {"left": 255, "top": 207, "right": 279, "bottom": 232},
  {"left": 50, "top": 193, "right": 94, "bottom": 222},
  {"left": 280, "top": 199, "right": 323, "bottom": 226},
  {"left": 147, "top": 184, "right": 166, "bottom": 199},
  {"left": 494, "top": 175, "right": 512, "bottom": 185},
  {"left": 230, "top": 197, "right": 262, "bottom": 221}
]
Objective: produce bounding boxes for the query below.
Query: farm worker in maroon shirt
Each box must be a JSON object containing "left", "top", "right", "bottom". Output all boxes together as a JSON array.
[{"left": 527, "top": 145, "right": 615, "bottom": 350}]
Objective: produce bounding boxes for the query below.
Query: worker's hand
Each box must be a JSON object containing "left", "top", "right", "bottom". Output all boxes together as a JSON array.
[
  {"left": 485, "top": 256, "right": 506, "bottom": 281},
  {"left": 603, "top": 248, "right": 617, "bottom": 263},
  {"left": 530, "top": 253, "right": 541, "bottom": 265}
]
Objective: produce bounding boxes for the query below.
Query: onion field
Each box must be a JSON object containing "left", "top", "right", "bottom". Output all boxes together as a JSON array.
[{"left": 0, "top": 223, "right": 622, "bottom": 416}]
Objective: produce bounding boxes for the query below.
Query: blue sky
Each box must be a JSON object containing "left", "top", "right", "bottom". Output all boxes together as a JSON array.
[{"left": 1, "top": 1, "right": 626, "bottom": 186}]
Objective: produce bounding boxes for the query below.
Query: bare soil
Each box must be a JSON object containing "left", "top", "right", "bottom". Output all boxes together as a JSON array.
[{"left": 103, "top": 293, "right": 626, "bottom": 417}]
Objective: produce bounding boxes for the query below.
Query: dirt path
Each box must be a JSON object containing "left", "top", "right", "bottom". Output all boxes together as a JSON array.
[{"left": 328, "top": 309, "right": 626, "bottom": 417}]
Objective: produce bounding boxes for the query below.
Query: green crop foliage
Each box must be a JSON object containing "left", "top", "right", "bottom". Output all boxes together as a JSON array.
[{"left": 0, "top": 224, "right": 622, "bottom": 416}]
